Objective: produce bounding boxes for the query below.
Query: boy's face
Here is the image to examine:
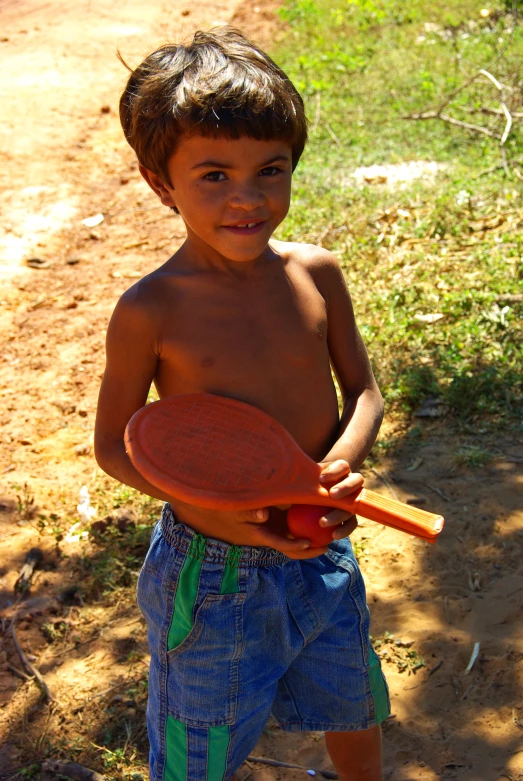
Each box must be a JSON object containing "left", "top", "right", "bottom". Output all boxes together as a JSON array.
[{"left": 141, "top": 134, "right": 293, "bottom": 264}]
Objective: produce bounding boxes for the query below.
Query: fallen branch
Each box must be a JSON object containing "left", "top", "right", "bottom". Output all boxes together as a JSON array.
[
  {"left": 41, "top": 760, "right": 106, "bottom": 781},
  {"left": 495, "top": 293, "right": 523, "bottom": 303},
  {"left": 479, "top": 69, "right": 513, "bottom": 174},
  {"left": 404, "top": 67, "right": 519, "bottom": 174},
  {"left": 405, "top": 110, "right": 499, "bottom": 138},
  {"left": 247, "top": 755, "right": 338, "bottom": 778},
  {"left": 10, "top": 620, "right": 54, "bottom": 702},
  {"left": 460, "top": 106, "right": 523, "bottom": 119},
  {"left": 426, "top": 483, "right": 451, "bottom": 503},
  {"left": 6, "top": 661, "right": 31, "bottom": 681}
]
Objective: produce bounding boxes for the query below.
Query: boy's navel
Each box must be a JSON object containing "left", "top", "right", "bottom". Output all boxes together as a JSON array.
[{"left": 202, "top": 356, "right": 215, "bottom": 368}]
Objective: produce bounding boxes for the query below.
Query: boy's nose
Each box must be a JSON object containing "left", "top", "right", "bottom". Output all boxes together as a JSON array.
[{"left": 229, "top": 184, "right": 265, "bottom": 210}]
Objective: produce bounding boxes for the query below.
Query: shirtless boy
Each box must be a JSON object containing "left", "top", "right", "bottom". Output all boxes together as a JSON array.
[{"left": 95, "top": 27, "right": 389, "bottom": 781}]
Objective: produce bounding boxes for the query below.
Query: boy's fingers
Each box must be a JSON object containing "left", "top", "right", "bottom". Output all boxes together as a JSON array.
[
  {"left": 253, "top": 527, "right": 328, "bottom": 559},
  {"left": 246, "top": 508, "right": 269, "bottom": 522},
  {"left": 319, "top": 459, "right": 351, "bottom": 481},
  {"left": 328, "top": 472, "right": 364, "bottom": 498},
  {"left": 332, "top": 515, "right": 358, "bottom": 539},
  {"left": 319, "top": 462, "right": 352, "bottom": 485},
  {"left": 319, "top": 509, "right": 351, "bottom": 527}
]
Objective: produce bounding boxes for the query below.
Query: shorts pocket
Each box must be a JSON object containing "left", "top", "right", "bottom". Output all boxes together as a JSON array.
[{"left": 166, "top": 591, "right": 246, "bottom": 726}]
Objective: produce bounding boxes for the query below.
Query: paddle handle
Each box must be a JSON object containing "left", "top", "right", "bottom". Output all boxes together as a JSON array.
[{"left": 330, "top": 488, "right": 444, "bottom": 543}]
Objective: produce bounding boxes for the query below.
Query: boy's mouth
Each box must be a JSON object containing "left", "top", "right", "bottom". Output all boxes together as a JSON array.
[{"left": 223, "top": 221, "right": 266, "bottom": 235}]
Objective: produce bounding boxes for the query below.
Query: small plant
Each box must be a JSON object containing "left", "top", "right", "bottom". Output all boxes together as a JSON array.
[
  {"left": 42, "top": 620, "right": 68, "bottom": 643},
  {"left": 353, "top": 539, "right": 367, "bottom": 560},
  {"left": 19, "top": 765, "right": 40, "bottom": 779},
  {"left": 455, "top": 445, "right": 492, "bottom": 468},
  {"left": 12, "top": 482, "right": 36, "bottom": 520},
  {"left": 372, "top": 631, "right": 426, "bottom": 674}
]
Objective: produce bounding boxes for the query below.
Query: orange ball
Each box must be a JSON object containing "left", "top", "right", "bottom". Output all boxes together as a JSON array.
[{"left": 287, "top": 504, "right": 334, "bottom": 547}]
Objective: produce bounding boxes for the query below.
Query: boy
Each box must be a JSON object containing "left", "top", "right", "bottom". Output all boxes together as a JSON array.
[{"left": 95, "top": 27, "right": 389, "bottom": 781}]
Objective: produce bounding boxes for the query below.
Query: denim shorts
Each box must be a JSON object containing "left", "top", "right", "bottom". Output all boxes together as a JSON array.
[{"left": 137, "top": 504, "right": 390, "bottom": 781}]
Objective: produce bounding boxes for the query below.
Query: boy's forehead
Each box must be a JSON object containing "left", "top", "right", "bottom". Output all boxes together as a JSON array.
[{"left": 170, "top": 133, "right": 293, "bottom": 165}]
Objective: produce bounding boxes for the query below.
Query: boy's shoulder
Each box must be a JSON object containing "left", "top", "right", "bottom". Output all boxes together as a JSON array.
[
  {"left": 273, "top": 239, "right": 342, "bottom": 270},
  {"left": 272, "top": 239, "right": 346, "bottom": 293},
  {"left": 112, "top": 262, "right": 177, "bottom": 312}
]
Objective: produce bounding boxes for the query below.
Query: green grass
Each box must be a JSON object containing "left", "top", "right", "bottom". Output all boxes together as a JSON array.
[{"left": 274, "top": 0, "right": 523, "bottom": 425}]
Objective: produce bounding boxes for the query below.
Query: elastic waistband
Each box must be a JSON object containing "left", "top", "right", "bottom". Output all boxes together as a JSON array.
[{"left": 160, "top": 504, "right": 292, "bottom": 567}]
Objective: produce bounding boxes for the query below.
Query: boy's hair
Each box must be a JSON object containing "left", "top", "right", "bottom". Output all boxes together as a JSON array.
[{"left": 119, "top": 27, "right": 308, "bottom": 186}]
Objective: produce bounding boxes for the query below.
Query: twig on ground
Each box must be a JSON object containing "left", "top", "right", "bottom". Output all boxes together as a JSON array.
[
  {"left": 325, "top": 122, "right": 342, "bottom": 147},
  {"left": 405, "top": 109, "right": 499, "bottom": 137},
  {"left": 370, "top": 468, "right": 399, "bottom": 500},
  {"left": 10, "top": 620, "right": 54, "bottom": 701},
  {"left": 494, "top": 293, "right": 523, "bottom": 303},
  {"left": 6, "top": 662, "right": 31, "bottom": 681},
  {"left": 247, "top": 755, "right": 338, "bottom": 778},
  {"left": 426, "top": 483, "right": 451, "bottom": 502},
  {"left": 476, "top": 156, "right": 523, "bottom": 177},
  {"left": 460, "top": 683, "right": 475, "bottom": 701},
  {"left": 479, "top": 69, "right": 513, "bottom": 175},
  {"left": 405, "top": 67, "right": 520, "bottom": 175},
  {"left": 460, "top": 105, "right": 523, "bottom": 118}
]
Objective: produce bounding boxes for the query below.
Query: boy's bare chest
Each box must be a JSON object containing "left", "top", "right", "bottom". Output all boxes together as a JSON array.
[{"left": 155, "top": 269, "right": 329, "bottom": 391}]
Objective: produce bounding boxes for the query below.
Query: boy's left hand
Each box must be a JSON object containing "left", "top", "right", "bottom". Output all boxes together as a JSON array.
[{"left": 317, "top": 459, "right": 364, "bottom": 540}]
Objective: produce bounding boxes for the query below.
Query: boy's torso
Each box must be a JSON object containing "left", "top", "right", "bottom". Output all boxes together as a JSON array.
[{"left": 133, "top": 240, "right": 341, "bottom": 534}]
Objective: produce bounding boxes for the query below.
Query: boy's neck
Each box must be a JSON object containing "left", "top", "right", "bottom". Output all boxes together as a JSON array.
[{"left": 173, "top": 236, "right": 282, "bottom": 279}]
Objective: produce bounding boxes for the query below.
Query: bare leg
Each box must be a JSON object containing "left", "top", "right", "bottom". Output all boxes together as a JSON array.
[{"left": 325, "top": 725, "right": 383, "bottom": 781}]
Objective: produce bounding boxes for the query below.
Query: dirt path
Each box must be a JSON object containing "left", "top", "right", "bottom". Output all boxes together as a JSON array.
[{"left": 0, "top": 1, "right": 522, "bottom": 780}]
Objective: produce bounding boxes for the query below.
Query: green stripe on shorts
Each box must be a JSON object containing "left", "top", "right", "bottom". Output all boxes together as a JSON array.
[
  {"left": 207, "top": 724, "right": 231, "bottom": 781},
  {"left": 165, "top": 536, "right": 240, "bottom": 780},
  {"left": 165, "top": 718, "right": 231, "bottom": 781},
  {"left": 220, "top": 545, "right": 242, "bottom": 595},
  {"left": 165, "top": 716, "right": 187, "bottom": 781},
  {"left": 167, "top": 535, "right": 206, "bottom": 651},
  {"left": 368, "top": 646, "right": 390, "bottom": 724}
]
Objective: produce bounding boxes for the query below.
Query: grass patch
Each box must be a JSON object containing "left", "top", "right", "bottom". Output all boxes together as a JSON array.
[
  {"left": 454, "top": 444, "right": 493, "bottom": 467},
  {"left": 274, "top": 0, "right": 523, "bottom": 425}
]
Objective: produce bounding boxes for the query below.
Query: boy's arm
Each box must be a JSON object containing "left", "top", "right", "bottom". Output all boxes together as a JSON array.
[
  {"left": 320, "top": 252, "right": 384, "bottom": 469},
  {"left": 312, "top": 250, "right": 384, "bottom": 535},
  {"left": 94, "top": 287, "right": 174, "bottom": 503}
]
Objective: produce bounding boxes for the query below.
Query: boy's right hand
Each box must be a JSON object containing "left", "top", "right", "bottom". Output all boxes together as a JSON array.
[
  {"left": 173, "top": 502, "right": 331, "bottom": 559},
  {"left": 244, "top": 506, "right": 331, "bottom": 559}
]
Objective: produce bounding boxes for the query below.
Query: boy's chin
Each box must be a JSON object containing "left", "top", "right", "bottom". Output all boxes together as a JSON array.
[{"left": 217, "top": 243, "right": 272, "bottom": 264}]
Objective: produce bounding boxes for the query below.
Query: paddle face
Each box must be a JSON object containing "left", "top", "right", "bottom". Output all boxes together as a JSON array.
[
  {"left": 124, "top": 394, "right": 321, "bottom": 509},
  {"left": 125, "top": 394, "right": 445, "bottom": 542}
]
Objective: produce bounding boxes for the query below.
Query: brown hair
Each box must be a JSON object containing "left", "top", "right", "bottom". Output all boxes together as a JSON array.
[{"left": 119, "top": 27, "right": 308, "bottom": 186}]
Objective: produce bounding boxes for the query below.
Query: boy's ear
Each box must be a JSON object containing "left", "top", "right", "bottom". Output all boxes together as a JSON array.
[{"left": 139, "top": 165, "right": 176, "bottom": 208}]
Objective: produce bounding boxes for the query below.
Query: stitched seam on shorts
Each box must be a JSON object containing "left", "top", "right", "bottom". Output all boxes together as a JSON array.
[
  {"left": 277, "top": 718, "right": 382, "bottom": 731},
  {"left": 167, "top": 539, "right": 288, "bottom": 567},
  {"left": 161, "top": 504, "right": 289, "bottom": 567}
]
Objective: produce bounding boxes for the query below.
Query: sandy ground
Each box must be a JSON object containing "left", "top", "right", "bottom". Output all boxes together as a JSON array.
[{"left": 0, "top": 1, "right": 522, "bottom": 779}]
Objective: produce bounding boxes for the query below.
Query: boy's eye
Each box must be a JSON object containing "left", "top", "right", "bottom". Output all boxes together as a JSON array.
[
  {"left": 259, "top": 166, "right": 283, "bottom": 177},
  {"left": 203, "top": 171, "right": 227, "bottom": 182}
]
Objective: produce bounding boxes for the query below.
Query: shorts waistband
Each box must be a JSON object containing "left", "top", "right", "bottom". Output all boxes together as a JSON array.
[{"left": 160, "top": 504, "right": 292, "bottom": 567}]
